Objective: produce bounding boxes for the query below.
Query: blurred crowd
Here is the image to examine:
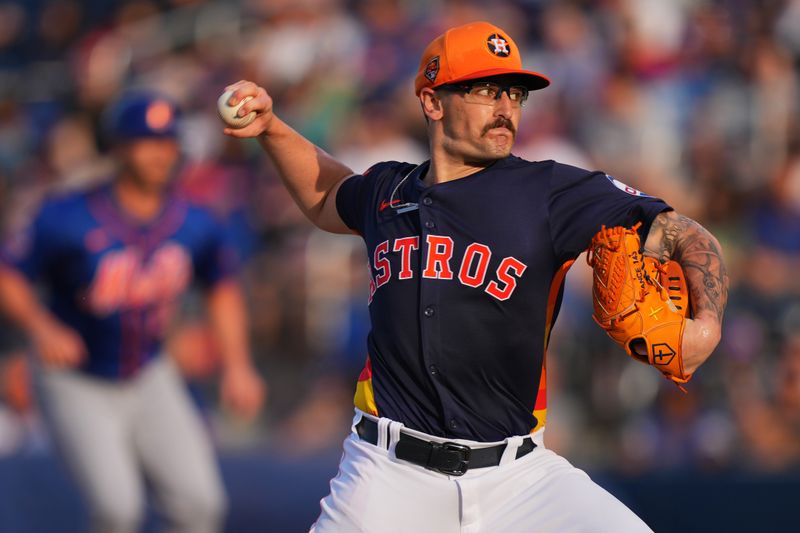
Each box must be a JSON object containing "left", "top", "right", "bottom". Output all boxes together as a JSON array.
[{"left": 0, "top": 0, "right": 799, "bottom": 476}]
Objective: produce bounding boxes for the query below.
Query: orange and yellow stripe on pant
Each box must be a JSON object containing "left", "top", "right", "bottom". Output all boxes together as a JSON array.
[
  {"left": 532, "top": 259, "right": 575, "bottom": 434},
  {"left": 354, "top": 355, "right": 378, "bottom": 416},
  {"left": 532, "top": 366, "right": 547, "bottom": 432}
]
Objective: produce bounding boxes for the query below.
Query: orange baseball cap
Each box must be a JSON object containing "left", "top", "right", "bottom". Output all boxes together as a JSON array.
[{"left": 414, "top": 21, "right": 550, "bottom": 95}]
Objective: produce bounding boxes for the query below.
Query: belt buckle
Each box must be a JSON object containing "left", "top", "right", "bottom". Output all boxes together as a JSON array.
[{"left": 428, "top": 441, "right": 471, "bottom": 476}]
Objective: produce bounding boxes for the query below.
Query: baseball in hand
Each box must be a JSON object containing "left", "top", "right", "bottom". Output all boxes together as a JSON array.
[{"left": 217, "top": 90, "right": 256, "bottom": 129}]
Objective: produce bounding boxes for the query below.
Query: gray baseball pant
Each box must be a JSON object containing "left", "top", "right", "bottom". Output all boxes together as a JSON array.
[{"left": 34, "top": 356, "right": 227, "bottom": 533}]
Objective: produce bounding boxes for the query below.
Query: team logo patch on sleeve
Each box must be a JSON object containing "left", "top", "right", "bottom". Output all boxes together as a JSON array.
[
  {"left": 424, "top": 56, "right": 440, "bottom": 82},
  {"left": 606, "top": 174, "right": 650, "bottom": 197},
  {"left": 487, "top": 34, "right": 510, "bottom": 57}
]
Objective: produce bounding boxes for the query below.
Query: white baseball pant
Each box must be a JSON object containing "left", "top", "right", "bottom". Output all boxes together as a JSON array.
[
  {"left": 34, "top": 356, "right": 226, "bottom": 533},
  {"left": 312, "top": 410, "right": 653, "bottom": 533}
]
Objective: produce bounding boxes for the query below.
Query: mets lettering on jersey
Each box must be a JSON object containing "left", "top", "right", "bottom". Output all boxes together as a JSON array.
[
  {"left": 1, "top": 183, "right": 237, "bottom": 378},
  {"left": 88, "top": 243, "right": 192, "bottom": 315},
  {"left": 337, "top": 156, "right": 670, "bottom": 442}
]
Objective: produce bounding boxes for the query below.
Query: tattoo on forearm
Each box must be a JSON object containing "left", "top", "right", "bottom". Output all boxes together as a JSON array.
[{"left": 644, "top": 212, "right": 729, "bottom": 323}]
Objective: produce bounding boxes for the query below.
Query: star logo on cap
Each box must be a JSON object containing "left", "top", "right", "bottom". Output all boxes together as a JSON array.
[{"left": 487, "top": 34, "right": 510, "bottom": 57}]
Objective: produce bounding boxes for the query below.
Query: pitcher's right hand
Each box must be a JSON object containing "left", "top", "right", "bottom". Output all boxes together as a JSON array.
[{"left": 220, "top": 80, "right": 276, "bottom": 139}]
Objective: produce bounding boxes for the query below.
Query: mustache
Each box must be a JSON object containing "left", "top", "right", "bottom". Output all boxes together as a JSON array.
[{"left": 482, "top": 117, "right": 516, "bottom": 136}]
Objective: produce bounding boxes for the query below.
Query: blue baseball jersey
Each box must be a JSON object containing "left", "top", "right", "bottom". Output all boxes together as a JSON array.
[
  {"left": 2, "top": 183, "right": 238, "bottom": 379},
  {"left": 337, "top": 156, "right": 671, "bottom": 442}
]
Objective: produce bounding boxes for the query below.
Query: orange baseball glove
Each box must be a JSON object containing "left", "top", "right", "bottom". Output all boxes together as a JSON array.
[{"left": 586, "top": 223, "right": 692, "bottom": 387}]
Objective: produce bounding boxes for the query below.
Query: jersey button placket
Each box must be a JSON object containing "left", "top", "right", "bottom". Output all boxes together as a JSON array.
[{"left": 418, "top": 194, "right": 446, "bottom": 429}]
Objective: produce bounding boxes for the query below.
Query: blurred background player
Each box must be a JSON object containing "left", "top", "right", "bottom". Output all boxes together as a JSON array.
[{"left": 0, "top": 92, "right": 264, "bottom": 533}]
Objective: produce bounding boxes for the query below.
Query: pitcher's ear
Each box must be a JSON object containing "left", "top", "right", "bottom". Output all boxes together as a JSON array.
[{"left": 420, "top": 88, "right": 444, "bottom": 121}]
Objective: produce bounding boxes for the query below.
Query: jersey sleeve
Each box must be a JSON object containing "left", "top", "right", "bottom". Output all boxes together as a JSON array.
[
  {"left": 335, "top": 162, "right": 395, "bottom": 234},
  {"left": 0, "top": 204, "right": 59, "bottom": 280},
  {"left": 547, "top": 165, "right": 671, "bottom": 262},
  {"left": 194, "top": 213, "right": 240, "bottom": 287}
]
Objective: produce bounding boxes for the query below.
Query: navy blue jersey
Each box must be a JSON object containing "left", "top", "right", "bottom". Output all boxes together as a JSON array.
[
  {"left": 1, "top": 183, "right": 238, "bottom": 379},
  {"left": 337, "top": 156, "right": 670, "bottom": 442}
]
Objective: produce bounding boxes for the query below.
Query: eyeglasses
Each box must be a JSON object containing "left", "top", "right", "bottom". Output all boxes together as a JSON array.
[{"left": 438, "top": 82, "right": 529, "bottom": 107}]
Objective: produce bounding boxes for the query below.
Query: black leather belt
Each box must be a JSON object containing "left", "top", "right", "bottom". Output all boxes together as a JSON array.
[{"left": 355, "top": 416, "right": 536, "bottom": 476}]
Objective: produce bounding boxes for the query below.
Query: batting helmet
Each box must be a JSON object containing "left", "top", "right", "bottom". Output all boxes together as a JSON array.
[{"left": 104, "top": 91, "right": 180, "bottom": 142}]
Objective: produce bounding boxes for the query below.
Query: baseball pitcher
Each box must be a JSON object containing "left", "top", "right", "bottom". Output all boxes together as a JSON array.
[{"left": 224, "top": 21, "right": 727, "bottom": 532}]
